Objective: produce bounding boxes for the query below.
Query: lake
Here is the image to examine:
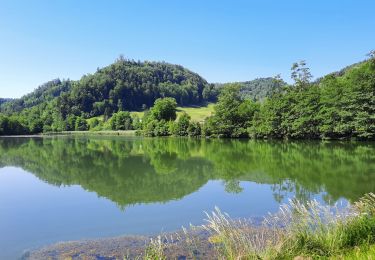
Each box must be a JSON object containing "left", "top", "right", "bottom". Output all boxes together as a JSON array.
[{"left": 0, "top": 136, "right": 374, "bottom": 259}]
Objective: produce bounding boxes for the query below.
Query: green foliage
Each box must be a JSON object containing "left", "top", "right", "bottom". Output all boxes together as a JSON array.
[
  {"left": 173, "top": 112, "right": 190, "bottom": 136},
  {"left": 88, "top": 118, "right": 100, "bottom": 130},
  {"left": 187, "top": 121, "right": 201, "bottom": 137},
  {"left": 150, "top": 97, "right": 177, "bottom": 121},
  {"left": 139, "top": 98, "right": 179, "bottom": 136},
  {"left": 1, "top": 79, "right": 71, "bottom": 114},
  {"left": 202, "top": 194, "right": 375, "bottom": 260},
  {"left": 110, "top": 111, "right": 133, "bottom": 130},
  {"left": 130, "top": 114, "right": 142, "bottom": 130},
  {"left": 75, "top": 117, "right": 88, "bottom": 131},
  {"left": 0, "top": 55, "right": 374, "bottom": 139},
  {"left": 0, "top": 98, "right": 13, "bottom": 107},
  {"left": 215, "top": 77, "right": 286, "bottom": 101},
  {"left": 204, "top": 84, "right": 259, "bottom": 137},
  {"left": 203, "top": 58, "right": 375, "bottom": 140},
  {"left": 0, "top": 114, "right": 28, "bottom": 135},
  {"left": 0, "top": 58, "right": 213, "bottom": 135},
  {"left": 2, "top": 59, "right": 212, "bottom": 116}
]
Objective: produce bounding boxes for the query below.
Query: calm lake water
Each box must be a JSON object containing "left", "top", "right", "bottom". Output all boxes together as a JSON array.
[{"left": 0, "top": 136, "right": 374, "bottom": 259}]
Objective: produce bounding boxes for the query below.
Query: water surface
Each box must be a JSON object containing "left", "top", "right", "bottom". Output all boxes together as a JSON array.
[{"left": 0, "top": 137, "right": 374, "bottom": 259}]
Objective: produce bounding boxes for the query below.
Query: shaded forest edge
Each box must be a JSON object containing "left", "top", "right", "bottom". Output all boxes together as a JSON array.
[{"left": 1, "top": 52, "right": 375, "bottom": 140}]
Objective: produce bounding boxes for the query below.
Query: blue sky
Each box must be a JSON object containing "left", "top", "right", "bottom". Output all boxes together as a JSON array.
[{"left": 0, "top": 0, "right": 374, "bottom": 98}]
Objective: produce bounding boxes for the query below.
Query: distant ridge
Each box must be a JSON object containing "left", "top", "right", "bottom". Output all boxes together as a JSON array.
[
  {"left": 215, "top": 77, "right": 286, "bottom": 101},
  {"left": 0, "top": 98, "right": 13, "bottom": 106}
]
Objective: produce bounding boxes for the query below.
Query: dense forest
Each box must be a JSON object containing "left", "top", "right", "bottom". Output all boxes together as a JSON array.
[
  {"left": 0, "top": 58, "right": 217, "bottom": 134},
  {"left": 0, "top": 53, "right": 374, "bottom": 139},
  {"left": 0, "top": 59, "right": 216, "bottom": 115},
  {"left": 215, "top": 77, "right": 285, "bottom": 101},
  {"left": 0, "top": 98, "right": 13, "bottom": 106}
]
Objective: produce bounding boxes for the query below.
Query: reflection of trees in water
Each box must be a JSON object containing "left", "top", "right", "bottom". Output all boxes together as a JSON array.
[
  {"left": 224, "top": 180, "right": 243, "bottom": 194},
  {"left": 270, "top": 181, "right": 315, "bottom": 204},
  {"left": 0, "top": 137, "right": 374, "bottom": 208}
]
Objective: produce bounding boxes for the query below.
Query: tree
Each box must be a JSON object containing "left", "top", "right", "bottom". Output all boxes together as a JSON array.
[
  {"left": 205, "top": 84, "right": 257, "bottom": 137},
  {"left": 173, "top": 112, "right": 190, "bottom": 136},
  {"left": 150, "top": 98, "right": 177, "bottom": 121},
  {"left": 187, "top": 121, "right": 201, "bottom": 137},
  {"left": 88, "top": 118, "right": 100, "bottom": 130},
  {"left": 110, "top": 111, "right": 133, "bottom": 130},
  {"left": 66, "top": 115, "right": 78, "bottom": 131},
  {"left": 75, "top": 117, "right": 88, "bottom": 131},
  {"left": 291, "top": 60, "right": 312, "bottom": 89}
]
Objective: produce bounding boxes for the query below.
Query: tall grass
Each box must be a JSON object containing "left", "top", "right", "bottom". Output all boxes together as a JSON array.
[
  {"left": 143, "top": 193, "right": 375, "bottom": 259},
  {"left": 143, "top": 236, "right": 167, "bottom": 260}
]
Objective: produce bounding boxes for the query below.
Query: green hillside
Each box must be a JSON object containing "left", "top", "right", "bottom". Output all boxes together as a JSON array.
[
  {"left": 0, "top": 79, "right": 72, "bottom": 113},
  {"left": 215, "top": 77, "right": 286, "bottom": 101},
  {"left": 0, "top": 98, "right": 13, "bottom": 106},
  {"left": 1, "top": 58, "right": 217, "bottom": 115},
  {"left": 137, "top": 56, "right": 375, "bottom": 139},
  {"left": 1, "top": 55, "right": 374, "bottom": 139}
]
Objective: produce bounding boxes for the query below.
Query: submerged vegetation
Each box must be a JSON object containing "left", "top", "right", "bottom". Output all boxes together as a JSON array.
[{"left": 143, "top": 193, "right": 375, "bottom": 259}]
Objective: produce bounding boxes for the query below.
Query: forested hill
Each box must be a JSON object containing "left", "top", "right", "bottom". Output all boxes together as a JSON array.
[
  {"left": 1, "top": 55, "right": 374, "bottom": 138},
  {"left": 215, "top": 77, "right": 286, "bottom": 101},
  {"left": 1, "top": 58, "right": 216, "bottom": 115},
  {"left": 0, "top": 98, "right": 13, "bottom": 106},
  {"left": 1, "top": 79, "right": 72, "bottom": 113}
]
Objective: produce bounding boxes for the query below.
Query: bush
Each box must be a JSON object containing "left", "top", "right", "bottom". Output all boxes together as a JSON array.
[
  {"left": 88, "top": 118, "right": 100, "bottom": 130},
  {"left": 75, "top": 117, "right": 88, "bottom": 131},
  {"left": 110, "top": 111, "right": 133, "bottom": 130},
  {"left": 174, "top": 112, "right": 190, "bottom": 136},
  {"left": 188, "top": 121, "right": 201, "bottom": 137}
]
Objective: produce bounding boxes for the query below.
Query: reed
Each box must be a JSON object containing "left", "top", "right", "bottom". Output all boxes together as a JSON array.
[{"left": 143, "top": 193, "right": 375, "bottom": 259}]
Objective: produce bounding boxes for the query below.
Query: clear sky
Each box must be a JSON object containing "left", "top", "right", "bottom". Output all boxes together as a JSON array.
[{"left": 0, "top": 0, "right": 374, "bottom": 98}]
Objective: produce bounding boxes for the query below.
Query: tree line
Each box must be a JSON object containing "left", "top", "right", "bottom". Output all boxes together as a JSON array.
[
  {"left": 1, "top": 53, "right": 374, "bottom": 139},
  {"left": 0, "top": 58, "right": 217, "bottom": 134},
  {"left": 136, "top": 54, "right": 375, "bottom": 140}
]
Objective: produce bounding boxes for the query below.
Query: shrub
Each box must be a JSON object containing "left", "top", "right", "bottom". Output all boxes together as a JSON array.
[
  {"left": 75, "top": 117, "right": 88, "bottom": 131},
  {"left": 188, "top": 121, "right": 201, "bottom": 137}
]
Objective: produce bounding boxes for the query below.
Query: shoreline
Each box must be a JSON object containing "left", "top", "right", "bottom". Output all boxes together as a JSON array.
[
  {"left": 23, "top": 229, "right": 214, "bottom": 260},
  {"left": 0, "top": 130, "right": 137, "bottom": 138},
  {"left": 0, "top": 131, "right": 373, "bottom": 141}
]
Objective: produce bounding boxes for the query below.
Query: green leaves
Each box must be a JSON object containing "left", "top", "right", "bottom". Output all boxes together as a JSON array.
[
  {"left": 150, "top": 97, "right": 177, "bottom": 121},
  {"left": 110, "top": 111, "right": 133, "bottom": 130}
]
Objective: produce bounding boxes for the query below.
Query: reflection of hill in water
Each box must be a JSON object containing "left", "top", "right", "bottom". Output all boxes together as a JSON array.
[{"left": 0, "top": 137, "right": 374, "bottom": 207}]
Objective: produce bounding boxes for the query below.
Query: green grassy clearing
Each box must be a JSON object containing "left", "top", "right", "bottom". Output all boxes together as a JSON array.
[
  {"left": 175, "top": 103, "right": 215, "bottom": 122},
  {"left": 129, "top": 103, "right": 215, "bottom": 122},
  {"left": 88, "top": 103, "right": 214, "bottom": 124}
]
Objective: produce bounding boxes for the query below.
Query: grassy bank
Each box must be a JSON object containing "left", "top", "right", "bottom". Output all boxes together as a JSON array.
[{"left": 144, "top": 193, "right": 375, "bottom": 259}]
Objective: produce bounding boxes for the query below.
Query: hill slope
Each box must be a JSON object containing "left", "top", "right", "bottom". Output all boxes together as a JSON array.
[
  {"left": 215, "top": 77, "right": 286, "bottom": 101},
  {"left": 1, "top": 59, "right": 216, "bottom": 116},
  {"left": 1, "top": 79, "right": 72, "bottom": 113},
  {"left": 0, "top": 98, "right": 13, "bottom": 106}
]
